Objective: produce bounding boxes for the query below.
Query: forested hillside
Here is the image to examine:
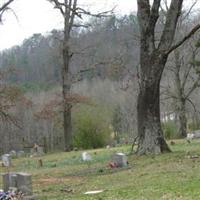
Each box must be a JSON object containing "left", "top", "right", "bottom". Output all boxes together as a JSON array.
[{"left": 0, "top": 12, "right": 200, "bottom": 153}]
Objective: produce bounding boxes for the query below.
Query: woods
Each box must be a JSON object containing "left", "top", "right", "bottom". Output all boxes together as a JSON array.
[{"left": 1, "top": 0, "right": 200, "bottom": 155}]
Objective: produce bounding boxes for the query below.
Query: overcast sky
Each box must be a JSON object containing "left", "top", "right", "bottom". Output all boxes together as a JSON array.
[
  {"left": 0, "top": 0, "right": 137, "bottom": 50},
  {"left": 0, "top": 0, "right": 199, "bottom": 51}
]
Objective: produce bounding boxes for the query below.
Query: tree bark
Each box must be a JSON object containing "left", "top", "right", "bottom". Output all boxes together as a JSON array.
[
  {"left": 62, "top": 33, "right": 73, "bottom": 151},
  {"left": 177, "top": 99, "right": 187, "bottom": 137},
  {"left": 62, "top": 0, "right": 74, "bottom": 151},
  {"left": 174, "top": 50, "right": 187, "bottom": 138},
  {"left": 62, "top": 50, "right": 73, "bottom": 151},
  {"left": 137, "top": 53, "right": 171, "bottom": 154},
  {"left": 136, "top": 0, "right": 186, "bottom": 154}
]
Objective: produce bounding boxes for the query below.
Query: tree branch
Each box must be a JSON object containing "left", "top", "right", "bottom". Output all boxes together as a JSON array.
[
  {"left": 75, "top": 6, "right": 115, "bottom": 18},
  {"left": 167, "top": 23, "right": 200, "bottom": 55},
  {"left": 137, "top": 0, "right": 150, "bottom": 31},
  {"left": 0, "top": 0, "right": 15, "bottom": 22},
  {"left": 158, "top": 0, "right": 183, "bottom": 52},
  {"left": 0, "top": 0, "right": 14, "bottom": 12},
  {"left": 185, "top": 77, "right": 200, "bottom": 99},
  {"left": 48, "top": 0, "right": 65, "bottom": 16},
  {"left": 149, "top": 0, "right": 161, "bottom": 29}
]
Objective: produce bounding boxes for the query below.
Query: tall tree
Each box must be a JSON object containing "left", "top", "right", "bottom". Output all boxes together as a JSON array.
[
  {"left": 48, "top": 0, "right": 112, "bottom": 151},
  {"left": 136, "top": 0, "right": 200, "bottom": 154},
  {"left": 162, "top": 46, "right": 200, "bottom": 138},
  {"left": 47, "top": 0, "right": 77, "bottom": 151}
]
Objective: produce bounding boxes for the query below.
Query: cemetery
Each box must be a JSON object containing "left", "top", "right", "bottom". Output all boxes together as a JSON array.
[
  {"left": 0, "top": 139, "right": 200, "bottom": 199},
  {"left": 1, "top": 0, "right": 200, "bottom": 199}
]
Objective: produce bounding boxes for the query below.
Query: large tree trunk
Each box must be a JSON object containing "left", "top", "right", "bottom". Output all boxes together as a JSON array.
[
  {"left": 137, "top": 57, "right": 171, "bottom": 154},
  {"left": 61, "top": 0, "right": 75, "bottom": 151},
  {"left": 62, "top": 42, "right": 72, "bottom": 151},
  {"left": 136, "top": 0, "right": 200, "bottom": 154},
  {"left": 136, "top": 0, "right": 186, "bottom": 154}
]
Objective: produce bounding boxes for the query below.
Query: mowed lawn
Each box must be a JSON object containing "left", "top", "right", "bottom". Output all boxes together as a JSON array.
[{"left": 1, "top": 139, "right": 200, "bottom": 200}]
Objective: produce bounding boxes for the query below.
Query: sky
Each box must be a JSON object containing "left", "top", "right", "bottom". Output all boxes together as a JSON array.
[
  {"left": 0, "top": 0, "right": 137, "bottom": 50},
  {"left": 0, "top": 0, "right": 199, "bottom": 51}
]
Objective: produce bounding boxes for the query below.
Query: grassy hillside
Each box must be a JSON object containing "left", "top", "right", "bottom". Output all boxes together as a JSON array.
[{"left": 1, "top": 139, "right": 200, "bottom": 200}]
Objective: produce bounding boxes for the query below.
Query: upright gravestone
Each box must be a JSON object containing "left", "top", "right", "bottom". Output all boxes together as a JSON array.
[
  {"left": 2, "top": 173, "right": 17, "bottom": 191},
  {"left": 82, "top": 152, "right": 92, "bottom": 161},
  {"left": 37, "top": 147, "right": 44, "bottom": 156},
  {"left": 112, "top": 153, "right": 128, "bottom": 168},
  {"left": 2, "top": 154, "right": 11, "bottom": 167},
  {"left": 30, "top": 145, "right": 44, "bottom": 157},
  {"left": 17, "top": 150, "right": 25, "bottom": 158},
  {"left": 17, "top": 173, "right": 33, "bottom": 195},
  {"left": 2, "top": 172, "right": 36, "bottom": 199}
]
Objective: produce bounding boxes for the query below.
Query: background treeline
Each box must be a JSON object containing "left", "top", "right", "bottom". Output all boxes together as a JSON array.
[{"left": 0, "top": 13, "right": 200, "bottom": 153}]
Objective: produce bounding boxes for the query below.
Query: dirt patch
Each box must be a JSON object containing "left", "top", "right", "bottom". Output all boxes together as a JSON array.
[{"left": 35, "top": 176, "right": 83, "bottom": 186}]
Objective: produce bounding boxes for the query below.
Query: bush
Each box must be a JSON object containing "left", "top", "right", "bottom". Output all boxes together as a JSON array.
[
  {"left": 162, "top": 121, "right": 178, "bottom": 139},
  {"left": 73, "top": 105, "right": 112, "bottom": 149}
]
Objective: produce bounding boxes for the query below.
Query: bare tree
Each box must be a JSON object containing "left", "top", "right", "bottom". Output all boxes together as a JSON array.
[
  {"left": 136, "top": 0, "right": 200, "bottom": 154},
  {"left": 48, "top": 0, "right": 113, "bottom": 151},
  {"left": 162, "top": 42, "right": 200, "bottom": 138}
]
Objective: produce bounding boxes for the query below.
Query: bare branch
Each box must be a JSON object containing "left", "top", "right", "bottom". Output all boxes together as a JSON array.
[
  {"left": 158, "top": 0, "right": 183, "bottom": 52},
  {"left": 149, "top": 0, "right": 161, "bottom": 31},
  {"left": 181, "top": 47, "right": 198, "bottom": 89},
  {"left": 167, "top": 23, "right": 200, "bottom": 55},
  {"left": 186, "top": 97, "right": 197, "bottom": 113},
  {"left": 0, "top": 0, "right": 15, "bottom": 22},
  {"left": 48, "top": 0, "right": 65, "bottom": 16},
  {"left": 185, "top": 78, "right": 200, "bottom": 99},
  {"left": 137, "top": 0, "right": 150, "bottom": 31},
  {"left": 72, "top": 23, "right": 90, "bottom": 28},
  {"left": 182, "top": 0, "right": 197, "bottom": 21},
  {"left": 69, "top": 0, "right": 77, "bottom": 31},
  {"left": 0, "top": 0, "right": 14, "bottom": 12},
  {"left": 75, "top": 6, "right": 115, "bottom": 18}
]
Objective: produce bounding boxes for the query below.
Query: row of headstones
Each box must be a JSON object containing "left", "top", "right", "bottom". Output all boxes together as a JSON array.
[
  {"left": 1, "top": 147, "right": 45, "bottom": 167},
  {"left": 2, "top": 172, "right": 37, "bottom": 200}
]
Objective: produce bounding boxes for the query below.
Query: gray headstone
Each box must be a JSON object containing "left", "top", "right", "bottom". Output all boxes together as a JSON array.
[
  {"left": 37, "top": 147, "right": 44, "bottom": 156},
  {"left": 2, "top": 154, "right": 11, "bottom": 167},
  {"left": 17, "top": 150, "right": 25, "bottom": 158},
  {"left": 112, "top": 153, "right": 128, "bottom": 167},
  {"left": 30, "top": 146, "right": 44, "bottom": 157},
  {"left": 17, "top": 173, "right": 32, "bottom": 195},
  {"left": 194, "top": 130, "right": 200, "bottom": 138},
  {"left": 2, "top": 173, "right": 17, "bottom": 191}
]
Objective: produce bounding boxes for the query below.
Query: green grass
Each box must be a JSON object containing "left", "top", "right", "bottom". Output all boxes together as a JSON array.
[{"left": 1, "top": 139, "right": 200, "bottom": 199}]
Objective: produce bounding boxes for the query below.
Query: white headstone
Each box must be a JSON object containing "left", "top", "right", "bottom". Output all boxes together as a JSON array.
[
  {"left": 82, "top": 152, "right": 92, "bottom": 161},
  {"left": 2, "top": 154, "right": 11, "bottom": 167}
]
